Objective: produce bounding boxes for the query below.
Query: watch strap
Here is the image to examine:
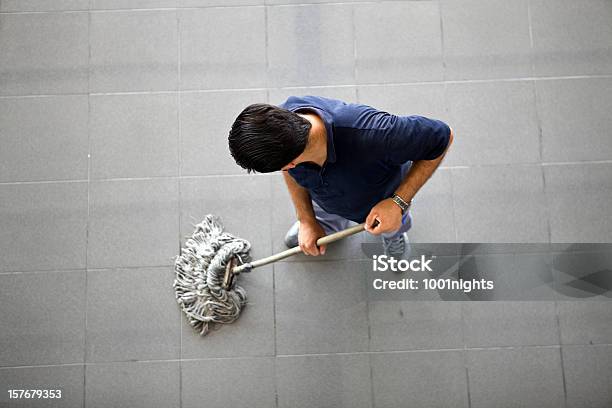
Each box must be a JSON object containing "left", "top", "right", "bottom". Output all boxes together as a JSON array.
[{"left": 392, "top": 194, "right": 411, "bottom": 214}]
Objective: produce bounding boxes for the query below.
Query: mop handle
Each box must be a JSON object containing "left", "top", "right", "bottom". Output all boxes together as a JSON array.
[{"left": 233, "top": 222, "right": 367, "bottom": 274}]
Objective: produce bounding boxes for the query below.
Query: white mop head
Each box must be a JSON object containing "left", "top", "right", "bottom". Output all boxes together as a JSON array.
[{"left": 174, "top": 215, "right": 251, "bottom": 336}]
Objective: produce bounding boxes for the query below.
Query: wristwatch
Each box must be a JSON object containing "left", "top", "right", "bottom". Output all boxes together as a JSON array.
[{"left": 391, "top": 194, "right": 412, "bottom": 214}]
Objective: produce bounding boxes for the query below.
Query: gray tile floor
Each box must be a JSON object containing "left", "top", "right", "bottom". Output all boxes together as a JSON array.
[{"left": 1, "top": 1, "right": 611, "bottom": 407}]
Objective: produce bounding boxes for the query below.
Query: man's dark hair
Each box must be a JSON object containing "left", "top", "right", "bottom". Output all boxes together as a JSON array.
[{"left": 228, "top": 103, "right": 311, "bottom": 173}]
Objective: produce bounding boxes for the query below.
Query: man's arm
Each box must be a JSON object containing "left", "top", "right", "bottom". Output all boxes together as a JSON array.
[
  {"left": 282, "top": 171, "right": 327, "bottom": 255},
  {"left": 365, "top": 127, "right": 454, "bottom": 234},
  {"left": 394, "top": 126, "right": 454, "bottom": 204}
]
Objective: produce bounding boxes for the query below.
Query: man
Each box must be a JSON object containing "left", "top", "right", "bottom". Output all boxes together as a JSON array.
[{"left": 228, "top": 96, "right": 453, "bottom": 258}]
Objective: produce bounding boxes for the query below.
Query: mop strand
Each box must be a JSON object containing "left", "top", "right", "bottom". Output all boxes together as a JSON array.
[{"left": 173, "top": 214, "right": 251, "bottom": 336}]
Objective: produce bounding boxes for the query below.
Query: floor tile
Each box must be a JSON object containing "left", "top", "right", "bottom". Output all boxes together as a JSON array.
[
  {"left": 86, "top": 361, "right": 179, "bottom": 408},
  {"left": 90, "top": 10, "right": 178, "bottom": 92},
  {"left": 91, "top": 0, "right": 177, "bottom": 9},
  {"left": 0, "top": 271, "right": 85, "bottom": 367},
  {"left": 0, "top": 12, "right": 88, "bottom": 96},
  {"left": 0, "top": 365, "right": 84, "bottom": 408},
  {"left": 369, "top": 301, "right": 464, "bottom": 351},
  {"left": 463, "top": 301, "right": 558, "bottom": 347},
  {"left": 269, "top": 86, "right": 358, "bottom": 106},
  {"left": 88, "top": 179, "right": 179, "bottom": 268},
  {"left": 409, "top": 168, "right": 456, "bottom": 242},
  {"left": 446, "top": 81, "right": 540, "bottom": 166},
  {"left": 267, "top": 0, "right": 369, "bottom": 4},
  {"left": 467, "top": 348, "right": 565, "bottom": 408},
  {"left": 0, "top": 182, "right": 87, "bottom": 272},
  {"left": 537, "top": 78, "right": 612, "bottom": 162},
  {"left": 180, "top": 0, "right": 263, "bottom": 8},
  {"left": 180, "top": 7, "right": 266, "bottom": 90},
  {"left": 371, "top": 350, "right": 468, "bottom": 408},
  {"left": 551, "top": 244, "right": 612, "bottom": 300},
  {"left": 0, "top": 0, "right": 88, "bottom": 11},
  {"left": 355, "top": 2, "right": 443, "bottom": 84},
  {"left": 90, "top": 93, "right": 179, "bottom": 179},
  {"left": 179, "top": 90, "right": 267, "bottom": 176},
  {"left": 276, "top": 354, "right": 371, "bottom": 408},
  {"left": 267, "top": 4, "right": 355, "bottom": 87},
  {"left": 179, "top": 174, "right": 272, "bottom": 261},
  {"left": 0, "top": 95, "right": 88, "bottom": 182},
  {"left": 562, "top": 345, "right": 612, "bottom": 408},
  {"left": 180, "top": 266, "right": 274, "bottom": 358},
  {"left": 451, "top": 165, "right": 549, "bottom": 242},
  {"left": 357, "top": 83, "right": 447, "bottom": 121},
  {"left": 275, "top": 260, "right": 369, "bottom": 354},
  {"left": 557, "top": 301, "right": 612, "bottom": 345},
  {"left": 531, "top": 0, "right": 612, "bottom": 76},
  {"left": 441, "top": 0, "right": 532, "bottom": 80},
  {"left": 86, "top": 267, "right": 180, "bottom": 362},
  {"left": 544, "top": 163, "right": 612, "bottom": 242},
  {"left": 456, "top": 251, "right": 556, "bottom": 301},
  {"left": 182, "top": 358, "right": 275, "bottom": 408}
]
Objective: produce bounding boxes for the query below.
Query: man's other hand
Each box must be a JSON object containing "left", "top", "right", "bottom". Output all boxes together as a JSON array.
[
  {"left": 365, "top": 198, "right": 402, "bottom": 235},
  {"left": 298, "top": 220, "right": 327, "bottom": 256}
]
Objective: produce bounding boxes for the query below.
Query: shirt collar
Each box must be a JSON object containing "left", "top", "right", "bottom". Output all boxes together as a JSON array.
[
  {"left": 294, "top": 106, "right": 336, "bottom": 164},
  {"left": 321, "top": 108, "right": 337, "bottom": 164}
]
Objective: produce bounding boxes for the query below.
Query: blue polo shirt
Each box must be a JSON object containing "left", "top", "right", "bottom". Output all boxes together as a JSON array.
[{"left": 279, "top": 95, "right": 451, "bottom": 223}]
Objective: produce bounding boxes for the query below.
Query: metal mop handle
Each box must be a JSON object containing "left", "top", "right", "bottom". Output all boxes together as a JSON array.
[{"left": 232, "top": 222, "right": 367, "bottom": 274}]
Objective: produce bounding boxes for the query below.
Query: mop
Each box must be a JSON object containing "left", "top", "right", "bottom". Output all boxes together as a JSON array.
[{"left": 173, "top": 214, "right": 367, "bottom": 336}]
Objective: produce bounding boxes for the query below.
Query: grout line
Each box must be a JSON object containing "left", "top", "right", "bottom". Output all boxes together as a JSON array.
[
  {"left": 3, "top": 343, "right": 612, "bottom": 370},
  {"left": 4, "top": 1, "right": 476, "bottom": 15},
  {"left": 559, "top": 344, "right": 569, "bottom": 408},
  {"left": 541, "top": 159, "right": 612, "bottom": 166},
  {"left": 275, "top": 344, "right": 566, "bottom": 358},
  {"left": 83, "top": 5, "right": 92, "bottom": 406},
  {"left": 448, "top": 168, "right": 460, "bottom": 243},
  {"left": 364, "top": 268, "right": 372, "bottom": 348},
  {"left": 438, "top": 0, "right": 446, "bottom": 80},
  {"left": 175, "top": 6, "right": 183, "bottom": 408},
  {"left": 526, "top": 0, "right": 536, "bottom": 79},
  {"left": 531, "top": 70, "right": 554, "bottom": 243},
  {"left": 441, "top": 79, "right": 461, "bottom": 244},
  {"left": 368, "top": 352, "right": 375, "bottom": 408},
  {"left": 460, "top": 301, "right": 472, "bottom": 408},
  {"left": 0, "top": 179, "right": 88, "bottom": 185},
  {"left": 351, "top": 3, "right": 358, "bottom": 87},
  {"left": 272, "top": 265, "right": 279, "bottom": 408},
  {"left": 554, "top": 300, "right": 569, "bottom": 407},
  {"left": 1, "top": 3, "right": 392, "bottom": 14},
  {"left": 532, "top": 81, "right": 545, "bottom": 165},
  {"left": 541, "top": 160, "right": 553, "bottom": 243},
  {"left": 2, "top": 74, "right": 612, "bottom": 99},
  {"left": 270, "top": 171, "right": 279, "bottom": 408},
  {"left": 0, "top": 363, "right": 86, "bottom": 370},
  {"left": 465, "top": 364, "right": 472, "bottom": 408},
  {"left": 264, "top": 2, "right": 270, "bottom": 81},
  {"left": 0, "top": 9, "right": 89, "bottom": 15},
  {"left": 1, "top": 160, "right": 611, "bottom": 186},
  {"left": 361, "top": 240, "right": 376, "bottom": 408},
  {"left": 0, "top": 269, "right": 85, "bottom": 276},
  {"left": 272, "top": 266, "right": 278, "bottom": 358},
  {"left": 0, "top": 265, "right": 176, "bottom": 275}
]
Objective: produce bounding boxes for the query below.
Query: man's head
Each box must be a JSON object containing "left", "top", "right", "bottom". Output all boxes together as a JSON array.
[{"left": 228, "top": 103, "right": 312, "bottom": 173}]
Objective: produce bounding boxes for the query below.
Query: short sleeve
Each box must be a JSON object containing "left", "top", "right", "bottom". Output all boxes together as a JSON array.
[{"left": 383, "top": 115, "right": 451, "bottom": 164}]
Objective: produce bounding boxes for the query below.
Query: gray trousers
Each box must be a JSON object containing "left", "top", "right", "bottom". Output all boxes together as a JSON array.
[{"left": 312, "top": 161, "right": 413, "bottom": 240}]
